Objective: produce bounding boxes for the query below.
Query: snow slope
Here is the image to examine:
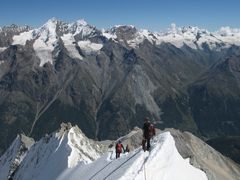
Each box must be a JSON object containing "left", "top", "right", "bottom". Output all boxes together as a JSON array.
[
  {"left": 11, "top": 18, "right": 99, "bottom": 66},
  {"left": 0, "top": 135, "right": 34, "bottom": 180},
  {"left": 0, "top": 123, "right": 207, "bottom": 180},
  {"left": 0, "top": 135, "right": 23, "bottom": 180},
  {"left": 2, "top": 124, "right": 240, "bottom": 180},
  {"left": 13, "top": 124, "right": 106, "bottom": 180},
  {"left": 61, "top": 33, "right": 83, "bottom": 60},
  {"left": 33, "top": 18, "right": 59, "bottom": 66},
  {"left": 116, "top": 23, "right": 240, "bottom": 50},
  {"left": 58, "top": 132, "right": 207, "bottom": 180},
  {"left": 12, "top": 30, "right": 36, "bottom": 46},
  {"left": 78, "top": 40, "right": 103, "bottom": 55}
]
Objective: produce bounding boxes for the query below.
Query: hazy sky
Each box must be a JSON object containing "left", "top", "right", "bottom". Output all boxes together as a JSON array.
[{"left": 0, "top": 0, "right": 239, "bottom": 31}]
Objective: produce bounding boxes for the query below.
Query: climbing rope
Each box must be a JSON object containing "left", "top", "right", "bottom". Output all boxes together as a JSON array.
[
  {"left": 89, "top": 161, "right": 113, "bottom": 180},
  {"left": 89, "top": 149, "right": 114, "bottom": 180},
  {"left": 103, "top": 149, "right": 142, "bottom": 180}
]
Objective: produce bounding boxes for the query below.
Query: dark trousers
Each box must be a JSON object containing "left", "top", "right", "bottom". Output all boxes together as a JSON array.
[
  {"left": 116, "top": 152, "right": 120, "bottom": 159},
  {"left": 142, "top": 138, "right": 151, "bottom": 151}
]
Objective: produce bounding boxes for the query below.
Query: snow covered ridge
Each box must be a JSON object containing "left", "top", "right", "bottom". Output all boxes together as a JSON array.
[
  {"left": 128, "top": 24, "right": 240, "bottom": 49},
  {"left": 0, "top": 124, "right": 208, "bottom": 180},
  {"left": 58, "top": 131, "right": 207, "bottom": 180},
  {"left": 0, "top": 134, "right": 34, "bottom": 180},
  {"left": 12, "top": 18, "right": 103, "bottom": 66},
  {"left": 11, "top": 123, "right": 106, "bottom": 180},
  {"left": 11, "top": 18, "right": 99, "bottom": 46},
  {"left": 105, "top": 23, "right": 240, "bottom": 49},
  {"left": 8, "top": 18, "right": 240, "bottom": 66},
  {"left": 0, "top": 24, "right": 31, "bottom": 33}
]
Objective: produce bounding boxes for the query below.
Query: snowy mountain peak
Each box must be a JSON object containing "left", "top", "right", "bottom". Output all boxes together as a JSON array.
[
  {"left": 6, "top": 18, "right": 240, "bottom": 66},
  {"left": 45, "top": 17, "right": 59, "bottom": 25},
  {"left": 3, "top": 123, "right": 106, "bottom": 180},
  {"left": 70, "top": 20, "right": 97, "bottom": 37},
  {"left": 0, "top": 24, "right": 31, "bottom": 34},
  {"left": 76, "top": 19, "right": 88, "bottom": 26},
  {"left": 40, "top": 18, "right": 58, "bottom": 37},
  {"left": 55, "top": 122, "right": 73, "bottom": 138},
  {"left": 113, "top": 24, "right": 136, "bottom": 29},
  {"left": 166, "top": 23, "right": 208, "bottom": 35},
  {"left": 110, "top": 24, "right": 137, "bottom": 34}
]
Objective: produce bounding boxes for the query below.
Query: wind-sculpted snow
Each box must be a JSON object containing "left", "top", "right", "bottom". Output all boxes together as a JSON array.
[
  {"left": 58, "top": 132, "right": 207, "bottom": 180},
  {"left": 12, "top": 124, "right": 105, "bottom": 180},
  {"left": 1, "top": 126, "right": 207, "bottom": 180}
]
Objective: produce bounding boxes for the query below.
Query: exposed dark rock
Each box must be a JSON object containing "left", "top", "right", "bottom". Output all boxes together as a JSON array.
[{"left": 0, "top": 20, "right": 240, "bottom": 165}]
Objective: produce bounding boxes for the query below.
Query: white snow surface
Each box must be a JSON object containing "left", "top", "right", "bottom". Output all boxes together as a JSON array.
[
  {"left": 102, "top": 31, "right": 117, "bottom": 40},
  {"left": 57, "top": 132, "right": 207, "bottom": 180},
  {"left": 70, "top": 19, "right": 95, "bottom": 37},
  {"left": 61, "top": 33, "right": 83, "bottom": 60},
  {"left": 127, "top": 24, "right": 240, "bottom": 50},
  {"left": 0, "top": 136, "right": 21, "bottom": 180},
  {"left": 13, "top": 126, "right": 103, "bottom": 180},
  {"left": 0, "top": 126, "right": 208, "bottom": 180},
  {"left": 0, "top": 134, "right": 34, "bottom": 180},
  {"left": 78, "top": 40, "right": 103, "bottom": 54},
  {"left": 12, "top": 30, "right": 35, "bottom": 45},
  {"left": 33, "top": 18, "right": 59, "bottom": 66},
  {"left": 10, "top": 18, "right": 240, "bottom": 66},
  {"left": 127, "top": 29, "right": 156, "bottom": 48},
  {"left": 11, "top": 18, "right": 101, "bottom": 66}
]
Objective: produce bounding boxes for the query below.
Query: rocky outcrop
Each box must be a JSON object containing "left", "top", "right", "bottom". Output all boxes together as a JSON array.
[{"left": 168, "top": 129, "right": 240, "bottom": 180}]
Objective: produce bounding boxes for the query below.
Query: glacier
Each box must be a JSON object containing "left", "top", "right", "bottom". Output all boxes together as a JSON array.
[{"left": 8, "top": 18, "right": 240, "bottom": 67}]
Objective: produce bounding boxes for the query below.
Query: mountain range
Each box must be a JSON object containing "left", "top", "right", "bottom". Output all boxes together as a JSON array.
[{"left": 0, "top": 18, "right": 240, "bottom": 164}]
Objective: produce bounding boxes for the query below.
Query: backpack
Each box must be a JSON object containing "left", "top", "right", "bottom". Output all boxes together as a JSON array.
[
  {"left": 149, "top": 124, "right": 155, "bottom": 137},
  {"left": 116, "top": 143, "right": 122, "bottom": 153}
]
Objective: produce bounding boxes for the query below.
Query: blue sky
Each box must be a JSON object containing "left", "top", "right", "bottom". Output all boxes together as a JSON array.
[{"left": 0, "top": 0, "right": 239, "bottom": 31}]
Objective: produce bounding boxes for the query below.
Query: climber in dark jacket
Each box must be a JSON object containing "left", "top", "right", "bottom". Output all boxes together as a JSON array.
[{"left": 142, "top": 117, "right": 155, "bottom": 151}]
